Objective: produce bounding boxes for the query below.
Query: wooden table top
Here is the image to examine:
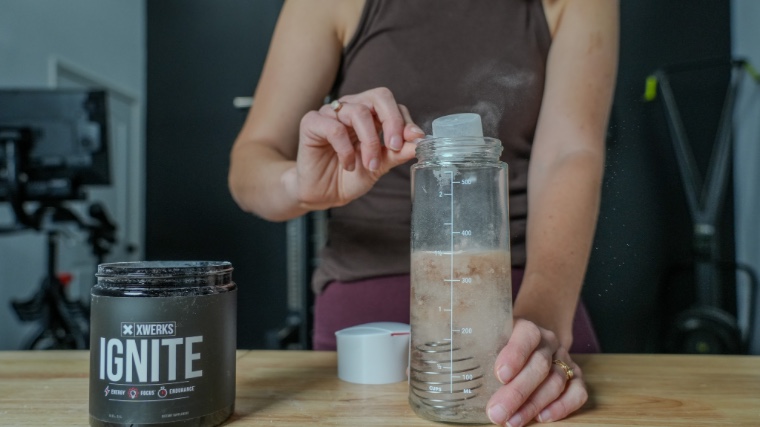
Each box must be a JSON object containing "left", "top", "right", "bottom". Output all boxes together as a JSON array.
[{"left": 1, "top": 350, "right": 759, "bottom": 426}]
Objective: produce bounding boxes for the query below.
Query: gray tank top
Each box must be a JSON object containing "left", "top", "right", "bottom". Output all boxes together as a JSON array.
[{"left": 313, "top": 0, "right": 551, "bottom": 292}]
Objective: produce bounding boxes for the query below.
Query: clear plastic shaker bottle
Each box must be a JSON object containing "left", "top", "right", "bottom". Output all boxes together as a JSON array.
[{"left": 409, "top": 113, "right": 513, "bottom": 423}]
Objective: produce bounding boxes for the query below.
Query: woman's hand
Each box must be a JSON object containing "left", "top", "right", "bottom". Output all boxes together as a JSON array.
[
  {"left": 486, "top": 318, "right": 587, "bottom": 426},
  {"left": 282, "top": 87, "right": 424, "bottom": 212}
]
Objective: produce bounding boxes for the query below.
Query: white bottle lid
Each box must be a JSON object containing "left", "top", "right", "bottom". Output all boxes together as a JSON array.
[
  {"left": 335, "top": 322, "right": 410, "bottom": 384},
  {"left": 431, "top": 113, "right": 484, "bottom": 137}
]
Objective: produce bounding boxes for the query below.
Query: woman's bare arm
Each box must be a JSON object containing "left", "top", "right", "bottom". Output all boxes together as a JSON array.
[{"left": 228, "top": 0, "right": 348, "bottom": 221}]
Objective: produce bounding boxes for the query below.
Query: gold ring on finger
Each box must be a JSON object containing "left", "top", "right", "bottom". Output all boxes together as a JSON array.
[
  {"left": 330, "top": 99, "right": 343, "bottom": 114},
  {"left": 553, "top": 359, "right": 574, "bottom": 380}
]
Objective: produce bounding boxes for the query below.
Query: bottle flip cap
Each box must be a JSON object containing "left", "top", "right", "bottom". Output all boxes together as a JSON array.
[
  {"left": 335, "top": 322, "right": 410, "bottom": 384},
  {"left": 432, "top": 113, "right": 483, "bottom": 138}
]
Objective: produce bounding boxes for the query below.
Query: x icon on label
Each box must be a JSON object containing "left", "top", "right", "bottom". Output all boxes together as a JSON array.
[{"left": 123, "top": 324, "right": 133, "bottom": 335}]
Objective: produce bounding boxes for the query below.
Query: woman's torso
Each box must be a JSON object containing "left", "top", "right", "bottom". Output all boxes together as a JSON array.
[{"left": 312, "top": 0, "right": 553, "bottom": 292}]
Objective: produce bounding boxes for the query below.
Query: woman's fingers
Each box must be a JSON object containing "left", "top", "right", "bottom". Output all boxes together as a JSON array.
[
  {"left": 536, "top": 356, "right": 587, "bottom": 423},
  {"left": 300, "top": 110, "right": 356, "bottom": 171},
  {"left": 485, "top": 319, "right": 588, "bottom": 427},
  {"left": 486, "top": 320, "right": 550, "bottom": 426},
  {"left": 486, "top": 340, "right": 557, "bottom": 425},
  {"left": 499, "top": 357, "right": 576, "bottom": 426},
  {"left": 488, "top": 357, "right": 584, "bottom": 427},
  {"left": 370, "top": 88, "right": 406, "bottom": 151},
  {"left": 400, "top": 104, "right": 426, "bottom": 142},
  {"left": 316, "top": 94, "right": 425, "bottom": 173},
  {"left": 319, "top": 100, "right": 382, "bottom": 171},
  {"left": 342, "top": 87, "right": 407, "bottom": 151},
  {"left": 493, "top": 319, "right": 548, "bottom": 385}
]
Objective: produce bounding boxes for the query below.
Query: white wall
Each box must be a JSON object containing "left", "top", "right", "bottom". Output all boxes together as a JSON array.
[
  {"left": 732, "top": 0, "right": 760, "bottom": 354},
  {"left": 0, "top": 0, "right": 144, "bottom": 89},
  {"left": 0, "top": 0, "right": 145, "bottom": 349}
]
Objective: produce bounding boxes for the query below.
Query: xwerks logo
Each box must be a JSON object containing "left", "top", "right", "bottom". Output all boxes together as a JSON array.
[{"left": 121, "top": 322, "right": 176, "bottom": 337}]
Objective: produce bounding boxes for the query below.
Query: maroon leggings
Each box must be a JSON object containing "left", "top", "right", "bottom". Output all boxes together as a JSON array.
[{"left": 313, "top": 268, "right": 601, "bottom": 353}]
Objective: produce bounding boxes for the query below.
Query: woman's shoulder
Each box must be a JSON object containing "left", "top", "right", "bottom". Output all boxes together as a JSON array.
[
  {"left": 284, "top": 0, "right": 365, "bottom": 47},
  {"left": 541, "top": 0, "right": 568, "bottom": 37},
  {"left": 278, "top": 0, "right": 364, "bottom": 46},
  {"left": 333, "top": 0, "right": 366, "bottom": 47},
  {"left": 542, "top": 0, "right": 619, "bottom": 38}
]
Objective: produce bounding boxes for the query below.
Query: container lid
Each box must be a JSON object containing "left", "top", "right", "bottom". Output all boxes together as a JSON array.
[
  {"left": 335, "top": 322, "right": 410, "bottom": 384},
  {"left": 335, "top": 322, "right": 410, "bottom": 337},
  {"left": 432, "top": 113, "right": 483, "bottom": 138}
]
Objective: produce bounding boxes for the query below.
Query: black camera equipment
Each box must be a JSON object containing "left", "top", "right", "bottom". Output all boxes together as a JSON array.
[{"left": 0, "top": 89, "right": 116, "bottom": 350}]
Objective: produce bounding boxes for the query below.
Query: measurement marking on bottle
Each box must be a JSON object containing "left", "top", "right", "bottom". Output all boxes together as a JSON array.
[
  {"left": 447, "top": 171, "right": 455, "bottom": 392},
  {"left": 444, "top": 279, "right": 461, "bottom": 282}
]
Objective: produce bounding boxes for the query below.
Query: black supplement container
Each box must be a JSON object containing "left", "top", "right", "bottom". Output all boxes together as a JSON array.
[{"left": 89, "top": 261, "right": 237, "bottom": 427}]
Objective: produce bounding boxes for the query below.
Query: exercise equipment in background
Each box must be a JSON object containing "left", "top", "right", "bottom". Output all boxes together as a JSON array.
[{"left": 645, "top": 58, "right": 759, "bottom": 354}]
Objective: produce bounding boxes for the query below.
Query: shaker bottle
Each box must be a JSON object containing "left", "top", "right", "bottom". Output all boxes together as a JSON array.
[{"left": 409, "top": 113, "right": 512, "bottom": 423}]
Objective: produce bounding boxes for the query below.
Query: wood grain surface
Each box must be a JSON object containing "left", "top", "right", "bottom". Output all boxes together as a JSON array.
[{"left": 0, "top": 350, "right": 758, "bottom": 426}]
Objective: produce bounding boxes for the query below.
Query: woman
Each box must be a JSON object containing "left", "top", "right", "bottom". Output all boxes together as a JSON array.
[{"left": 229, "top": 0, "right": 618, "bottom": 425}]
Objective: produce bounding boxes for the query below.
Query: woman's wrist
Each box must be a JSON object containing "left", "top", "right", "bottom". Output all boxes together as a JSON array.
[
  {"left": 280, "top": 166, "right": 318, "bottom": 218},
  {"left": 513, "top": 297, "right": 575, "bottom": 350}
]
